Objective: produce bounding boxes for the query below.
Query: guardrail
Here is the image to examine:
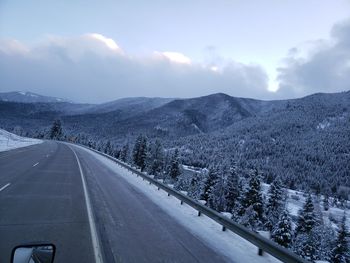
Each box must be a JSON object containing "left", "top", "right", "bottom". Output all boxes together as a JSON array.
[{"left": 78, "top": 144, "right": 309, "bottom": 263}]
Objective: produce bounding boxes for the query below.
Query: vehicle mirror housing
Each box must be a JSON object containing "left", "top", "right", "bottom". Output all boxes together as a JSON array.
[{"left": 11, "top": 244, "right": 55, "bottom": 263}]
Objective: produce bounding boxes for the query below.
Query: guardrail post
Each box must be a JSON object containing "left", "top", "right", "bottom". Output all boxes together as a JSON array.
[
  {"left": 257, "top": 231, "right": 270, "bottom": 256},
  {"left": 222, "top": 226, "right": 226, "bottom": 231},
  {"left": 198, "top": 211, "right": 201, "bottom": 216},
  {"left": 167, "top": 193, "right": 170, "bottom": 196},
  {"left": 180, "top": 200, "right": 183, "bottom": 205}
]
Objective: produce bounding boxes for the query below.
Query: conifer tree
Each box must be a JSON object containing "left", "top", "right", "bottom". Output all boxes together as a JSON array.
[
  {"left": 225, "top": 163, "right": 241, "bottom": 212},
  {"left": 295, "top": 194, "right": 317, "bottom": 235},
  {"left": 169, "top": 149, "right": 181, "bottom": 181},
  {"left": 50, "top": 119, "right": 63, "bottom": 139},
  {"left": 148, "top": 140, "right": 164, "bottom": 177},
  {"left": 132, "top": 135, "right": 147, "bottom": 171},
  {"left": 208, "top": 170, "right": 226, "bottom": 211},
  {"left": 238, "top": 169, "right": 265, "bottom": 230},
  {"left": 272, "top": 210, "right": 293, "bottom": 248},
  {"left": 265, "top": 178, "right": 285, "bottom": 231},
  {"left": 120, "top": 143, "right": 129, "bottom": 163},
  {"left": 200, "top": 166, "right": 219, "bottom": 202},
  {"left": 330, "top": 213, "right": 349, "bottom": 263}
]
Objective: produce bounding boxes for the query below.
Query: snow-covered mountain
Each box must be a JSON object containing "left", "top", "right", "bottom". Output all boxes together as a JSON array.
[{"left": 0, "top": 91, "right": 71, "bottom": 103}]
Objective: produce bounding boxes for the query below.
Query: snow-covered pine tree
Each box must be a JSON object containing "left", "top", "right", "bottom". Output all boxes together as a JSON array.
[
  {"left": 330, "top": 213, "right": 349, "bottom": 263},
  {"left": 104, "top": 140, "right": 112, "bottom": 155},
  {"left": 238, "top": 169, "right": 266, "bottom": 230},
  {"left": 225, "top": 163, "right": 241, "bottom": 212},
  {"left": 169, "top": 149, "right": 181, "bottom": 181},
  {"left": 208, "top": 168, "right": 226, "bottom": 212},
  {"left": 132, "top": 135, "right": 147, "bottom": 171},
  {"left": 293, "top": 194, "right": 319, "bottom": 261},
  {"left": 187, "top": 171, "right": 204, "bottom": 200},
  {"left": 265, "top": 178, "right": 285, "bottom": 231},
  {"left": 200, "top": 166, "right": 219, "bottom": 202},
  {"left": 132, "top": 135, "right": 142, "bottom": 166},
  {"left": 138, "top": 136, "right": 147, "bottom": 171},
  {"left": 147, "top": 139, "right": 164, "bottom": 177},
  {"left": 295, "top": 194, "right": 317, "bottom": 235},
  {"left": 120, "top": 143, "right": 129, "bottom": 163},
  {"left": 272, "top": 209, "right": 293, "bottom": 248},
  {"left": 49, "top": 119, "right": 63, "bottom": 139}
]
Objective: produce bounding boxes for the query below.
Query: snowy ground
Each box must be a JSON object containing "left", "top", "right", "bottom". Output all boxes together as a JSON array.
[
  {"left": 0, "top": 129, "right": 42, "bottom": 152},
  {"left": 77, "top": 145, "right": 281, "bottom": 263}
]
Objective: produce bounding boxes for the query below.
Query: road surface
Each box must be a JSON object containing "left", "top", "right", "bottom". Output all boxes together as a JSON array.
[{"left": 0, "top": 141, "right": 228, "bottom": 262}]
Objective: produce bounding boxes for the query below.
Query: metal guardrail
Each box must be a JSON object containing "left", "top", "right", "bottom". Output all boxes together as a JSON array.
[{"left": 78, "top": 144, "right": 309, "bottom": 263}]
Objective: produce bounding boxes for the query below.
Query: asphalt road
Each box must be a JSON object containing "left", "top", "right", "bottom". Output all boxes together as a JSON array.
[{"left": 0, "top": 141, "right": 228, "bottom": 263}]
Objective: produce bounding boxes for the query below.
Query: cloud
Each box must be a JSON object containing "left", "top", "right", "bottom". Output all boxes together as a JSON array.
[
  {"left": 276, "top": 19, "right": 350, "bottom": 98},
  {"left": 0, "top": 34, "right": 269, "bottom": 103}
]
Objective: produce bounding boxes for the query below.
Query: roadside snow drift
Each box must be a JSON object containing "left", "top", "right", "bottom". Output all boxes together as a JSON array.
[{"left": 0, "top": 129, "right": 42, "bottom": 152}]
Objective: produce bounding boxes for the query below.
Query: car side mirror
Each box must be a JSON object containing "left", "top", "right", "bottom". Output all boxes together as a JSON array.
[{"left": 11, "top": 244, "right": 55, "bottom": 263}]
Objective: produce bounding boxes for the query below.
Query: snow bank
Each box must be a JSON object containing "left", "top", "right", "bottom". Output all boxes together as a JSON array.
[
  {"left": 77, "top": 145, "right": 280, "bottom": 263},
  {"left": 0, "top": 129, "right": 42, "bottom": 152}
]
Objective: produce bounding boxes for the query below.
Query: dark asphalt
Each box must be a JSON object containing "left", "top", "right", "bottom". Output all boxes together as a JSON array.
[{"left": 0, "top": 141, "right": 228, "bottom": 263}]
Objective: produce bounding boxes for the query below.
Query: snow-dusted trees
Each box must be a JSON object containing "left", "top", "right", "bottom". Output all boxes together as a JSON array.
[
  {"left": 208, "top": 168, "right": 226, "bottom": 211},
  {"left": 265, "top": 178, "right": 286, "bottom": 231},
  {"left": 272, "top": 210, "right": 293, "bottom": 248},
  {"left": 147, "top": 139, "right": 164, "bottom": 177},
  {"left": 168, "top": 148, "right": 181, "bottom": 181},
  {"left": 330, "top": 213, "right": 349, "bottom": 263},
  {"left": 237, "top": 169, "right": 265, "bottom": 230},
  {"left": 295, "top": 194, "right": 316, "bottom": 235},
  {"left": 50, "top": 119, "right": 63, "bottom": 139},
  {"left": 200, "top": 166, "right": 219, "bottom": 202},
  {"left": 293, "top": 194, "right": 318, "bottom": 261},
  {"left": 132, "top": 135, "right": 147, "bottom": 171},
  {"left": 225, "top": 163, "right": 241, "bottom": 213},
  {"left": 120, "top": 143, "right": 129, "bottom": 163}
]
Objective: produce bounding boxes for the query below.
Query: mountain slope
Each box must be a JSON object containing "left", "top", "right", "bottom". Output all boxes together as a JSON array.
[{"left": 0, "top": 91, "right": 72, "bottom": 103}]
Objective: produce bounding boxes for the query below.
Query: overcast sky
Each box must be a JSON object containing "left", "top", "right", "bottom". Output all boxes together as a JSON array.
[{"left": 1, "top": 0, "right": 350, "bottom": 103}]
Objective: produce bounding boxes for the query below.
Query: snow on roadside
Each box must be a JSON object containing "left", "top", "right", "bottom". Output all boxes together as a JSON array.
[
  {"left": 77, "top": 145, "right": 280, "bottom": 263},
  {"left": 0, "top": 129, "right": 42, "bottom": 152}
]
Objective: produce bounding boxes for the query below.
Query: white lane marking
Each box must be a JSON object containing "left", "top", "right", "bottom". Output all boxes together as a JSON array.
[
  {"left": 69, "top": 146, "right": 103, "bottom": 263},
  {"left": 33, "top": 162, "right": 39, "bottom": 167},
  {"left": 0, "top": 183, "right": 11, "bottom": 192}
]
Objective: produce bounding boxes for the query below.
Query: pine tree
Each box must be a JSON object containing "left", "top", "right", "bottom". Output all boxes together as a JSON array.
[
  {"left": 238, "top": 169, "right": 265, "bottom": 230},
  {"left": 272, "top": 210, "right": 293, "bottom": 248},
  {"left": 104, "top": 140, "right": 112, "bottom": 155},
  {"left": 120, "top": 143, "right": 129, "bottom": 163},
  {"left": 169, "top": 149, "right": 181, "bottom": 181},
  {"left": 330, "top": 213, "right": 349, "bottom": 263},
  {"left": 208, "top": 169, "right": 226, "bottom": 212},
  {"left": 132, "top": 135, "right": 147, "bottom": 171},
  {"left": 187, "top": 172, "right": 204, "bottom": 200},
  {"left": 147, "top": 140, "right": 164, "bottom": 177},
  {"left": 49, "top": 119, "right": 63, "bottom": 139},
  {"left": 265, "top": 178, "right": 285, "bottom": 231},
  {"left": 295, "top": 194, "right": 317, "bottom": 235},
  {"left": 225, "top": 163, "right": 241, "bottom": 212},
  {"left": 200, "top": 166, "right": 219, "bottom": 202}
]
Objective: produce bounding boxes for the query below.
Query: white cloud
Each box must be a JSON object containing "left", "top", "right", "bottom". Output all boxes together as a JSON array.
[
  {"left": 159, "top": 51, "right": 191, "bottom": 65},
  {"left": 0, "top": 34, "right": 270, "bottom": 103},
  {"left": 88, "top": 33, "right": 121, "bottom": 52},
  {"left": 276, "top": 19, "right": 350, "bottom": 98}
]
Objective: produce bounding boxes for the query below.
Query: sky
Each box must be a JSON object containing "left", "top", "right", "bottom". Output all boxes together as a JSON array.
[{"left": 1, "top": 0, "right": 350, "bottom": 103}]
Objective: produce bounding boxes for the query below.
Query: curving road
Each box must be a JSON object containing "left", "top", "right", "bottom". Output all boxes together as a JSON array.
[{"left": 0, "top": 141, "right": 228, "bottom": 263}]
